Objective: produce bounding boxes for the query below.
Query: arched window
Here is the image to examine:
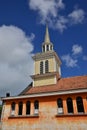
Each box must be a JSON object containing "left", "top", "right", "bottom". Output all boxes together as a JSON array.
[
  {"left": 18, "top": 102, "right": 23, "bottom": 115},
  {"left": 43, "top": 45, "right": 45, "bottom": 52},
  {"left": 34, "top": 100, "right": 39, "bottom": 115},
  {"left": 57, "top": 98, "right": 63, "bottom": 114},
  {"left": 76, "top": 97, "right": 84, "bottom": 113},
  {"left": 26, "top": 101, "right": 30, "bottom": 115},
  {"left": 11, "top": 102, "right": 15, "bottom": 116},
  {"left": 47, "top": 45, "right": 49, "bottom": 51},
  {"left": 45, "top": 60, "right": 49, "bottom": 73},
  {"left": 57, "top": 98, "right": 63, "bottom": 108},
  {"left": 50, "top": 45, "right": 52, "bottom": 50},
  {"left": 40, "top": 61, "right": 43, "bottom": 74},
  {"left": 67, "top": 98, "right": 73, "bottom": 113}
]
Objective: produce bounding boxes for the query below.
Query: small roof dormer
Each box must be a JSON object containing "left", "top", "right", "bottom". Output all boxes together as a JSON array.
[{"left": 42, "top": 25, "right": 53, "bottom": 52}]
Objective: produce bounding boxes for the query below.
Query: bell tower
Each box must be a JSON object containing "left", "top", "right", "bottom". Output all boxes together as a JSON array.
[
  {"left": 42, "top": 25, "right": 53, "bottom": 52},
  {"left": 31, "top": 25, "right": 61, "bottom": 87}
]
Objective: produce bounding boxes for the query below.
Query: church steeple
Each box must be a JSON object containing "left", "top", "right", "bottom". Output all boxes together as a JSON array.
[
  {"left": 44, "top": 24, "right": 50, "bottom": 43},
  {"left": 32, "top": 26, "right": 61, "bottom": 87},
  {"left": 42, "top": 25, "right": 53, "bottom": 52}
]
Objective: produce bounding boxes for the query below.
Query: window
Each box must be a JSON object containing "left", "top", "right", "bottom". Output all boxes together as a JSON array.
[
  {"left": 11, "top": 102, "right": 15, "bottom": 111},
  {"left": 34, "top": 100, "right": 39, "bottom": 115},
  {"left": 40, "top": 61, "right": 43, "bottom": 74},
  {"left": 67, "top": 98, "right": 73, "bottom": 113},
  {"left": 11, "top": 102, "right": 15, "bottom": 116},
  {"left": 45, "top": 60, "right": 49, "bottom": 73},
  {"left": 18, "top": 102, "right": 23, "bottom": 115},
  {"left": 50, "top": 45, "right": 52, "bottom": 50},
  {"left": 26, "top": 101, "right": 30, "bottom": 115},
  {"left": 43, "top": 45, "right": 45, "bottom": 52},
  {"left": 76, "top": 97, "right": 84, "bottom": 113},
  {"left": 57, "top": 98, "right": 63, "bottom": 114},
  {"left": 47, "top": 45, "right": 49, "bottom": 51}
]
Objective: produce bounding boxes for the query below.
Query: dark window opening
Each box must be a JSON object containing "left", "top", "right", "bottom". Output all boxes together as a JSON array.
[
  {"left": 50, "top": 45, "right": 52, "bottom": 50},
  {"left": 11, "top": 102, "right": 15, "bottom": 111},
  {"left": 26, "top": 101, "right": 30, "bottom": 115},
  {"left": 18, "top": 102, "right": 23, "bottom": 115},
  {"left": 57, "top": 98, "right": 63, "bottom": 114},
  {"left": 34, "top": 100, "right": 39, "bottom": 110},
  {"left": 76, "top": 97, "right": 84, "bottom": 113},
  {"left": 67, "top": 98, "right": 73, "bottom": 113},
  {"left": 57, "top": 98, "right": 63, "bottom": 108},
  {"left": 40, "top": 61, "right": 43, "bottom": 74},
  {"left": 47, "top": 45, "right": 49, "bottom": 51},
  {"left": 34, "top": 100, "right": 39, "bottom": 115},
  {"left": 45, "top": 60, "right": 49, "bottom": 73}
]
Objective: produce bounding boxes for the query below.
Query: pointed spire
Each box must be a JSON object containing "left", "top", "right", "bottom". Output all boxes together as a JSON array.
[{"left": 44, "top": 24, "right": 50, "bottom": 43}]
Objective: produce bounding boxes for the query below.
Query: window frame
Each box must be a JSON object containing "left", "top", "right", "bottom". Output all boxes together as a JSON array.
[
  {"left": 67, "top": 97, "right": 73, "bottom": 114},
  {"left": 76, "top": 96, "right": 84, "bottom": 113},
  {"left": 11, "top": 102, "right": 15, "bottom": 111},
  {"left": 34, "top": 100, "right": 39, "bottom": 115},
  {"left": 45, "top": 60, "right": 49, "bottom": 73},
  {"left": 57, "top": 98, "right": 63, "bottom": 114},
  {"left": 18, "top": 101, "right": 23, "bottom": 115},
  {"left": 40, "top": 61, "right": 43, "bottom": 74},
  {"left": 47, "top": 45, "right": 49, "bottom": 51},
  {"left": 26, "top": 101, "right": 31, "bottom": 115}
]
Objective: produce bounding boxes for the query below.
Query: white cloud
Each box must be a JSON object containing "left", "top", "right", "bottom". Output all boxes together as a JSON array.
[
  {"left": 61, "top": 44, "right": 85, "bottom": 68},
  {"left": 61, "top": 54, "right": 78, "bottom": 67},
  {"left": 68, "top": 9, "right": 85, "bottom": 24},
  {"left": 28, "top": 0, "right": 85, "bottom": 32},
  {"left": 55, "top": 16, "right": 68, "bottom": 32},
  {"left": 72, "top": 44, "right": 83, "bottom": 55},
  {"left": 29, "top": 0, "right": 65, "bottom": 20},
  {"left": 0, "top": 25, "right": 34, "bottom": 96}
]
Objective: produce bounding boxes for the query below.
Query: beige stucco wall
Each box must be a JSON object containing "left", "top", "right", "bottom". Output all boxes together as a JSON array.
[
  {"left": 34, "top": 76, "right": 56, "bottom": 86},
  {"left": 35, "top": 57, "right": 55, "bottom": 75}
]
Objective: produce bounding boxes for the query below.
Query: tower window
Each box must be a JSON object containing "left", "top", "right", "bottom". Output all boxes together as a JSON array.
[
  {"left": 26, "top": 101, "right": 30, "bottom": 115},
  {"left": 50, "top": 45, "right": 52, "bottom": 50},
  {"left": 43, "top": 45, "right": 45, "bottom": 52},
  {"left": 67, "top": 98, "right": 73, "bottom": 113},
  {"left": 76, "top": 97, "right": 84, "bottom": 113},
  {"left": 47, "top": 45, "right": 49, "bottom": 51},
  {"left": 57, "top": 98, "right": 63, "bottom": 114},
  {"left": 18, "top": 102, "right": 23, "bottom": 115},
  {"left": 34, "top": 100, "right": 39, "bottom": 115},
  {"left": 45, "top": 60, "right": 49, "bottom": 73},
  {"left": 40, "top": 61, "right": 43, "bottom": 74}
]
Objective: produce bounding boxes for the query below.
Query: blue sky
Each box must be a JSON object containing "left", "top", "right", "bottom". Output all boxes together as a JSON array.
[{"left": 0, "top": 0, "right": 87, "bottom": 96}]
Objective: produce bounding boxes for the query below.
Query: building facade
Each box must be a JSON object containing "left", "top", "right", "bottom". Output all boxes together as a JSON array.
[{"left": 1, "top": 26, "right": 87, "bottom": 130}]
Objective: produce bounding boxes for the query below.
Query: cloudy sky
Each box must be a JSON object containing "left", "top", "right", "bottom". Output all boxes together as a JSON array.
[{"left": 0, "top": 0, "right": 87, "bottom": 96}]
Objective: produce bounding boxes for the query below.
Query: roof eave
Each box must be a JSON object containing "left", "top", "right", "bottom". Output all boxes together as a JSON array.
[{"left": 1, "top": 88, "right": 87, "bottom": 101}]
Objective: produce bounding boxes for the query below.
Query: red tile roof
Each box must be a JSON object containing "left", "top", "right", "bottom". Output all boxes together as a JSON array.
[{"left": 21, "top": 75, "right": 87, "bottom": 95}]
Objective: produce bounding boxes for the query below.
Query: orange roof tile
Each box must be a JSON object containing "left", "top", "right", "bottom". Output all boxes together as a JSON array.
[{"left": 21, "top": 75, "right": 87, "bottom": 95}]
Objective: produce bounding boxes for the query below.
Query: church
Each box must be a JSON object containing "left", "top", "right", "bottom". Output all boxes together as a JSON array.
[{"left": 1, "top": 26, "right": 87, "bottom": 130}]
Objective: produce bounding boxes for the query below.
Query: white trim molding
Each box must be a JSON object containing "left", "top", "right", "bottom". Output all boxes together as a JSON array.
[{"left": 2, "top": 88, "right": 87, "bottom": 101}]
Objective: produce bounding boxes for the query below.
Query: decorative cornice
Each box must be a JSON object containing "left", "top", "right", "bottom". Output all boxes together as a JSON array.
[
  {"left": 32, "top": 51, "right": 61, "bottom": 65},
  {"left": 31, "top": 72, "right": 59, "bottom": 79}
]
